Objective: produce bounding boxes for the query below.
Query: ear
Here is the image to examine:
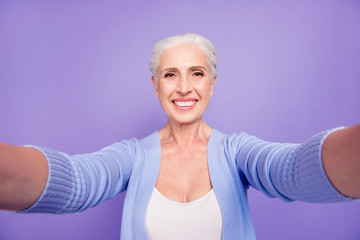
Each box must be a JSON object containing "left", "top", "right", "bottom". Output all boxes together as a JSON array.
[
  {"left": 210, "top": 76, "right": 216, "bottom": 96},
  {"left": 152, "top": 76, "right": 159, "bottom": 99}
]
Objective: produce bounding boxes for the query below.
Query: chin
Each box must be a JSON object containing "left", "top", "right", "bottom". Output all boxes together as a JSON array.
[{"left": 170, "top": 115, "right": 203, "bottom": 125}]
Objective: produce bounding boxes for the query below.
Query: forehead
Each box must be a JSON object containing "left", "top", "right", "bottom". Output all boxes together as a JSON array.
[{"left": 158, "top": 44, "right": 208, "bottom": 71}]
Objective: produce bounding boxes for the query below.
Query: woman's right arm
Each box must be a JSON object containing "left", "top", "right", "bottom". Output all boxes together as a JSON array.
[
  {"left": 1, "top": 138, "right": 137, "bottom": 214},
  {"left": 0, "top": 143, "right": 48, "bottom": 211}
]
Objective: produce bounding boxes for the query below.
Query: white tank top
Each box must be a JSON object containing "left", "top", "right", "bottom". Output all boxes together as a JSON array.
[{"left": 145, "top": 188, "right": 223, "bottom": 240}]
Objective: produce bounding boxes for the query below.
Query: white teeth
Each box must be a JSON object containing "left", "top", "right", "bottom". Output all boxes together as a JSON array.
[{"left": 173, "top": 100, "right": 197, "bottom": 107}]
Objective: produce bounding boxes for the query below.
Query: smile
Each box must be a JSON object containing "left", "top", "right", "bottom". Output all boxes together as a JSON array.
[
  {"left": 172, "top": 99, "right": 198, "bottom": 110},
  {"left": 173, "top": 100, "right": 197, "bottom": 107}
]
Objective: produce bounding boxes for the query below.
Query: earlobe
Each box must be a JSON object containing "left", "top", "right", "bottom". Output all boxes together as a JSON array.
[
  {"left": 152, "top": 76, "right": 159, "bottom": 98},
  {"left": 210, "top": 76, "right": 216, "bottom": 96}
]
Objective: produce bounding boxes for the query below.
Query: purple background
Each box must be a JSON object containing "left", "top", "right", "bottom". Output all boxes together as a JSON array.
[{"left": 1, "top": 0, "right": 359, "bottom": 239}]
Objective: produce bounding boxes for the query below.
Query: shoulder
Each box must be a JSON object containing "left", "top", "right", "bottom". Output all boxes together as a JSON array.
[
  {"left": 98, "top": 131, "right": 160, "bottom": 157},
  {"left": 210, "top": 129, "right": 255, "bottom": 149}
]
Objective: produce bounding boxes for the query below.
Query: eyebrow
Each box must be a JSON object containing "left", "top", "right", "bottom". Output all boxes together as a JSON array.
[
  {"left": 159, "top": 66, "right": 207, "bottom": 75},
  {"left": 189, "top": 66, "right": 207, "bottom": 71},
  {"left": 159, "top": 67, "right": 177, "bottom": 75}
]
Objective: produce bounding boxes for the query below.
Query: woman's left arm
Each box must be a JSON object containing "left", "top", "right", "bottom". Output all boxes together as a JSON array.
[{"left": 322, "top": 124, "right": 360, "bottom": 198}]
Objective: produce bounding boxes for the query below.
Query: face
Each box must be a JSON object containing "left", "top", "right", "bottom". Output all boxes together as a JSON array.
[{"left": 152, "top": 44, "right": 216, "bottom": 125}]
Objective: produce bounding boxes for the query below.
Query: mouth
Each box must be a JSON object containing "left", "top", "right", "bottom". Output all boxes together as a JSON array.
[
  {"left": 173, "top": 100, "right": 197, "bottom": 107},
  {"left": 172, "top": 98, "right": 198, "bottom": 110}
]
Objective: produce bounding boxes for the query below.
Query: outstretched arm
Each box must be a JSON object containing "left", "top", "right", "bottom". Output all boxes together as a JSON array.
[
  {"left": 322, "top": 124, "right": 360, "bottom": 198},
  {"left": 0, "top": 143, "right": 48, "bottom": 211},
  {"left": 1, "top": 139, "right": 137, "bottom": 214}
]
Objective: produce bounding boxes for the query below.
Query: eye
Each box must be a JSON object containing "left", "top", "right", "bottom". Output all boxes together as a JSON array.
[
  {"left": 193, "top": 71, "right": 204, "bottom": 77},
  {"left": 164, "top": 72, "right": 176, "bottom": 78}
]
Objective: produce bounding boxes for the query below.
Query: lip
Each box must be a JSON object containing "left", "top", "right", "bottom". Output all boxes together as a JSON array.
[{"left": 172, "top": 98, "right": 198, "bottom": 110}]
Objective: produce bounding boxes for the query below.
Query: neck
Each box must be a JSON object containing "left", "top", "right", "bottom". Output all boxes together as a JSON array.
[{"left": 159, "top": 119, "right": 212, "bottom": 146}]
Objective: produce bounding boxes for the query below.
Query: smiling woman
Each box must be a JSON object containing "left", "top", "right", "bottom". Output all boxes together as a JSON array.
[
  {"left": 153, "top": 43, "right": 216, "bottom": 126},
  {"left": 0, "top": 33, "right": 359, "bottom": 240}
]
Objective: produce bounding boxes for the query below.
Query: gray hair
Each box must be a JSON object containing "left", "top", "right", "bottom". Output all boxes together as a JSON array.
[{"left": 149, "top": 33, "right": 217, "bottom": 80}]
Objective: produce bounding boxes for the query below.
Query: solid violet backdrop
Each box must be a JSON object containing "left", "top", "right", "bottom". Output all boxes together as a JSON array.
[{"left": 0, "top": 0, "right": 359, "bottom": 239}]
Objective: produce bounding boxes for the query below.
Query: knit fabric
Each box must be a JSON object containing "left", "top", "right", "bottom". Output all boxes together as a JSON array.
[{"left": 21, "top": 128, "right": 351, "bottom": 239}]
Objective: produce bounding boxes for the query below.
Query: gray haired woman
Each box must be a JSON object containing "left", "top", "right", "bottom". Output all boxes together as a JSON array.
[{"left": 0, "top": 33, "right": 359, "bottom": 240}]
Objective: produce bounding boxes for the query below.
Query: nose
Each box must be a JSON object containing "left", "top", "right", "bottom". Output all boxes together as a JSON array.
[{"left": 177, "top": 75, "right": 193, "bottom": 95}]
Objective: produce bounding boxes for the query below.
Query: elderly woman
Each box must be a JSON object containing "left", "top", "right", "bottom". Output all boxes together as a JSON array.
[{"left": 0, "top": 33, "right": 359, "bottom": 240}]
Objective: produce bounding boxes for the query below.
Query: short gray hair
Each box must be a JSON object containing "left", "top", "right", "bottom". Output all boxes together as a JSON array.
[{"left": 149, "top": 33, "right": 217, "bottom": 80}]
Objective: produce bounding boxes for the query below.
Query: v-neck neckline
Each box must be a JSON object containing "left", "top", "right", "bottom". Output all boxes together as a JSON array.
[{"left": 152, "top": 128, "right": 217, "bottom": 200}]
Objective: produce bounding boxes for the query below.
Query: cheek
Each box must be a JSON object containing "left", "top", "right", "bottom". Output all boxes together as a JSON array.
[
  {"left": 158, "top": 82, "right": 176, "bottom": 97},
  {"left": 196, "top": 82, "right": 213, "bottom": 98}
]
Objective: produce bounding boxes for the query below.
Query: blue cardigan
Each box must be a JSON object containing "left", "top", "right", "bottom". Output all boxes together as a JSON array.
[{"left": 22, "top": 128, "right": 350, "bottom": 239}]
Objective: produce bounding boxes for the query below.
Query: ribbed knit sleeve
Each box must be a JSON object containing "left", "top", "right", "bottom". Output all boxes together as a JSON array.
[
  {"left": 232, "top": 127, "right": 352, "bottom": 203},
  {"left": 20, "top": 139, "right": 137, "bottom": 214}
]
